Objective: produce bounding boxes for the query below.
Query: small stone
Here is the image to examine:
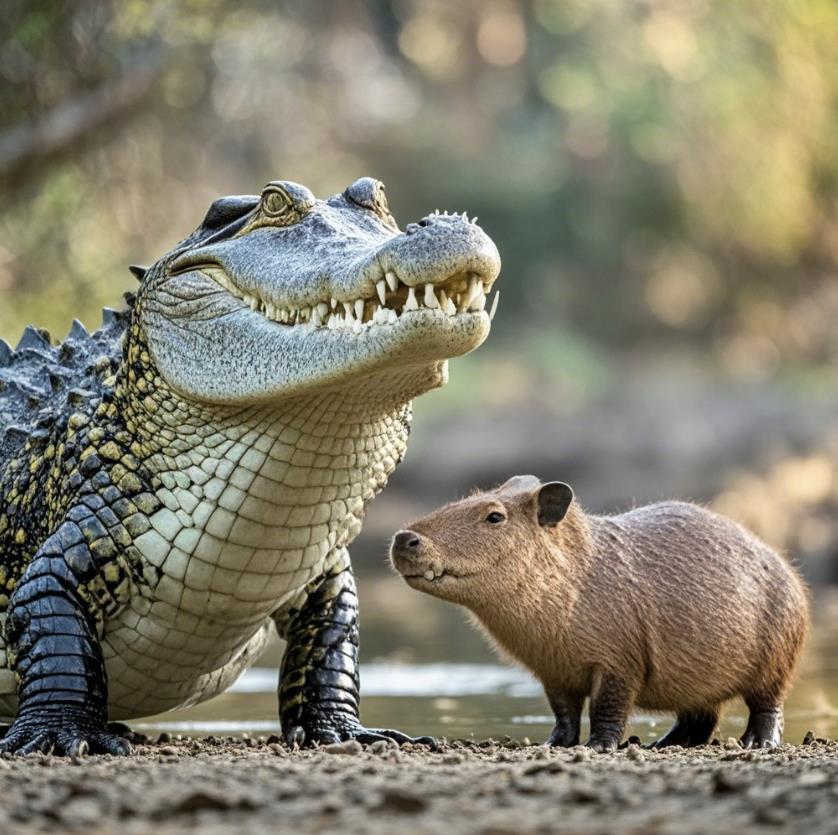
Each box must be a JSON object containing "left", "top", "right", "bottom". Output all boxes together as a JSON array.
[
  {"left": 713, "top": 769, "right": 741, "bottom": 794},
  {"left": 802, "top": 730, "right": 815, "bottom": 745},
  {"left": 569, "top": 782, "right": 600, "bottom": 803},
  {"left": 60, "top": 798, "right": 102, "bottom": 827},
  {"left": 158, "top": 746, "right": 178, "bottom": 756},
  {"left": 156, "top": 732, "right": 171, "bottom": 744},
  {"left": 797, "top": 771, "right": 829, "bottom": 787},
  {"left": 442, "top": 753, "right": 464, "bottom": 764},
  {"left": 571, "top": 747, "right": 591, "bottom": 763},
  {"left": 375, "top": 787, "right": 427, "bottom": 814},
  {"left": 368, "top": 739, "right": 397, "bottom": 755},
  {"left": 723, "top": 737, "right": 740, "bottom": 751},
  {"left": 523, "top": 761, "right": 566, "bottom": 776},
  {"left": 170, "top": 790, "right": 244, "bottom": 813},
  {"left": 755, "top": 807, "right": 788, "bottom": 826},
  {"left": 323, "top": 739, "right": 363, "bottom": 756},
  {"left": 626, "top": 744, "right": 645, "bottom": 762}
]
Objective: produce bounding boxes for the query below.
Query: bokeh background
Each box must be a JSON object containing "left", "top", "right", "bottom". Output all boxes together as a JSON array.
[{"left": 2, "top": 0, "right": 837, "bottom": 736}]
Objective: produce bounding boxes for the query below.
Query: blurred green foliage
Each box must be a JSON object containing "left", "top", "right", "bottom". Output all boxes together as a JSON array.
[{"left": 1, "top": 0, "right": 837, "bottom": 387}]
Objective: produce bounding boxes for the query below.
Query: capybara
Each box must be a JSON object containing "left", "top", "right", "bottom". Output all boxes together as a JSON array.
[{"left": 390, "top": 475, "right": 809, "bottom": 751}]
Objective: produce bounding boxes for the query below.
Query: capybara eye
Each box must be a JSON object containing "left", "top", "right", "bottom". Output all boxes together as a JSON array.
[{"left": 485, "top": 511, "right": 506, "bottom": 524}]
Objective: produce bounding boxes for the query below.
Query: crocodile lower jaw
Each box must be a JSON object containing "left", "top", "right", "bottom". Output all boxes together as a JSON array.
[{"left": 200, "top": 265, "right": 499, "bottom": 332}]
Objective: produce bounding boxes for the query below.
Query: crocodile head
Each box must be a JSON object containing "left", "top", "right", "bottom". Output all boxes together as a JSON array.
[{"left": 136, "top": 177, "right": 501, "bottom": 405}]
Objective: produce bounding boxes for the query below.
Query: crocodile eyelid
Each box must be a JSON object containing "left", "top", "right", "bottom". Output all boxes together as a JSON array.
[{"left": 261, "top": 187, "right": 293, "bottom": 218}]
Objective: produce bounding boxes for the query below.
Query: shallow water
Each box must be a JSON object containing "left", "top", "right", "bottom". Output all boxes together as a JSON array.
[{"left": 137, "top": 585, "right": 838, "bottom": 745}]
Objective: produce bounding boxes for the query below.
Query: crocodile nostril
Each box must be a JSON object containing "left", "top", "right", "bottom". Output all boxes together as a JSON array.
[{"left": 417, "top": 219, "right": 430, "bottom": 227}]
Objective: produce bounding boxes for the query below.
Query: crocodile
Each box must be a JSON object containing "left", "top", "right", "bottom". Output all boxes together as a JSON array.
[{"left": 0, "top": 177, "right": 500, "bottom": 755}]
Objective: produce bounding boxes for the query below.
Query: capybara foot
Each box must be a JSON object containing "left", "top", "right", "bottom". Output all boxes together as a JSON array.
[
  {"left": 546, "top": 723, "right": 580, "bottom": 747},
  {"left": 740, "top": 708, "right": 783, "bottom": 749},
  {"left": 584, "top": 735, "right": 619, "bottom": 753},
  {"left": 651, "top": 710, "right": 718, "bottom": 749}
]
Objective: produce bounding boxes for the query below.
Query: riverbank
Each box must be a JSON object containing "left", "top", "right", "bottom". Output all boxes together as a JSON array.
[{"left": 0, "top": 735, "right": 835, "bottom": 834}]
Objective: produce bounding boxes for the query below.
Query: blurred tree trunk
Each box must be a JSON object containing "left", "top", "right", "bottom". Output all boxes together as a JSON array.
[{"left": 0, "top": 65, "right": 159, "bottom": 192}]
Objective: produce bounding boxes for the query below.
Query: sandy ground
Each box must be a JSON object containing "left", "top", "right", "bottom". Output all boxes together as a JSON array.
[{"left": 0, "top": 734, "right": 835, "bottom": 835}]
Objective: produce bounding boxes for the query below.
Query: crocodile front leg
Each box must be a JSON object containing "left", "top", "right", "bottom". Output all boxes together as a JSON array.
[
  {"left": 277, "top": 550, "right": 434, "bottom": 748},
  {"left": 0, "top": 521, "right": 130, "bottom": 756}
]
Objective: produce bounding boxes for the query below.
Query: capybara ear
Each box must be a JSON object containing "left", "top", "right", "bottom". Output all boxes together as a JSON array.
[
  {"left": 498, "top": 474, "right": 541, "bottom": 494},
  {"left": 536, "top": 482, "right": 574, "bottom": 527}
]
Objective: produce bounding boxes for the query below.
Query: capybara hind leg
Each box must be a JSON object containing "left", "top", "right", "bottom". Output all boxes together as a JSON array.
[
  {"left": 585, "top": 671, "right": 633, "bottom": 753},
  {"left": 545, "top": 691, "right": 584, "bottom": 747},
  {"left": 651, "top": 709, "right": 718, "bottom": 749},
  {"left": 741, "top": 705, "right": 783, "bottom": 749}
]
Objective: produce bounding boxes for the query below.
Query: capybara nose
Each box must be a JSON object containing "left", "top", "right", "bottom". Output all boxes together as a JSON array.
[{"left": 392, "top": 530, "right": 422, "bottom": 557}]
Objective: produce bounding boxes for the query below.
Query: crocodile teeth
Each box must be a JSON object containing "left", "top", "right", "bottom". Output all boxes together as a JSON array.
[
  {"left": 210, "top": 259, "right": 492, "bottom": 332},
  {"left": 405, "top": 286, "right": 419, "bottom": 311},
  {"left": 423, "top": 569, "right": 435, "bottom": 581},
  {"left": 424, "top": 284, "right": 439, "bottom": 309},
  {"left": 467, "top": 275, "right": 482, "bottom": 307},
  {"left": 469, "top": 291, "right": 486, "bottom": 312},
  {"left": 489, "top": 290, "right": 500, "bottom": 322}
]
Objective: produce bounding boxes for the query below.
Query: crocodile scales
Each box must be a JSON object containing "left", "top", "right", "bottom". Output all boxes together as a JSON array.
[{"left": 0, "top": 177, "right": 500, "bottom": 755}]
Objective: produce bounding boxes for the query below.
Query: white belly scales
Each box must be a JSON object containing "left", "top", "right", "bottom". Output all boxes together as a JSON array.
[{"left": 0, "top": 398, "right": 405, "bottom": 720}]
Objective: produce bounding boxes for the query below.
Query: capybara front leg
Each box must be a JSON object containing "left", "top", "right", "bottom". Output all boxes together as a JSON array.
[
  {"left": 545, "top": 691, "right": 584, "bottom": 747},
  {"left": 741, "top": 704, "right": 783, "bottom": 749},
  {"left": 585, "top": 671, "right": 633, "bottom": 753},
  {"left": 651, "top": 708, "right": 719, "bottom": 748}
]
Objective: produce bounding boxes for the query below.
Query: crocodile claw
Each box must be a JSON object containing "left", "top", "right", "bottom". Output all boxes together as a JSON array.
[
  {"left": 0, "top": 710, "right": 132, "bottom": 757},
  {"left": 284, "top": 715, "right": 436, "bottom": 750}
]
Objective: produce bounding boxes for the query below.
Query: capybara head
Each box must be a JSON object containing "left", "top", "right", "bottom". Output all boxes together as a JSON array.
[{"left": 390, "top": 475, "right": 575, "bottom": 607}]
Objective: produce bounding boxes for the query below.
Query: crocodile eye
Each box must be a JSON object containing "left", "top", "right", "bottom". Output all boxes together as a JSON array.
[
  {"left": 346, "top": 177, "right": 392, "bottom": 220},
  {"left": 485, "top": 511, "right": 506, "bottom": 525},
  {"left": 261, "top": 187, "right": 292, "bottom": 218}
]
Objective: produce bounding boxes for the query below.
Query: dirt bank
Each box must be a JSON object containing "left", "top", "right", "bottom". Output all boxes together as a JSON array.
[{"left": 0, "top": 735, "right": 834, "bottom": 834}]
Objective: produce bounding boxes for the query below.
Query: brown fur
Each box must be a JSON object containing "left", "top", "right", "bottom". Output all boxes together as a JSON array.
[{"left": 390, "top": 476, "right": 810, "bottom": 750}]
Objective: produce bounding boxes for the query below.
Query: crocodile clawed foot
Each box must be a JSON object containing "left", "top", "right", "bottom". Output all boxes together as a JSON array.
[
  {"left": 0, "top": 710, "right": 132, "bottom": 757},
  {"left": 285, "top": 716, "right": 436, "bottom": 750}
]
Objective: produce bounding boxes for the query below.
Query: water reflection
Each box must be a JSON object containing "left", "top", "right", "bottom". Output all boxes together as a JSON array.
[{"left": 138, "top": 587, "right": 838, "bottom": 745}]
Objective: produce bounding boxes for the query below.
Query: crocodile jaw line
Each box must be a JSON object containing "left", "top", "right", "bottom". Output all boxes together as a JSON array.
[{"left": 198, "top": 263, "right": 499, "bottom": 332}]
